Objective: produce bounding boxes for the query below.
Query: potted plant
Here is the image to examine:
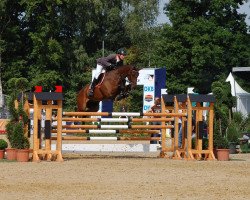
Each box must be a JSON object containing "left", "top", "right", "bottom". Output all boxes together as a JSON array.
[
  {"left": 15, "top": 121, "right": 30, "bottom": 162},
  {"left": 214, "top": 133, "right": 230, "bottom": 161},
  {"left": 5, "top": 93, "right": 19, "bottom": 161},
  {"left": 0, "top": 139, "right": 8, "bottom": 159},
  {"left": 6, "top": 78, "right": 30, "bottom": 161}
]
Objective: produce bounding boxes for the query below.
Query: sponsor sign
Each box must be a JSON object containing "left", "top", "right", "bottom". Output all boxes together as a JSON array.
[
  {"left": 144, "top": 94, "right": 153, "bottom": 102},
  {"left": 143, "top": 105, "right": 151, "bottom": 111},
  {"left": 144, "top": 86, "right": 154, "bottom": 92},
  {"left": 143, "top": 84, "right": 155, "bottom": 112},
  {"left": 137, "top": 69, "right": 155, "bottom": 85}
]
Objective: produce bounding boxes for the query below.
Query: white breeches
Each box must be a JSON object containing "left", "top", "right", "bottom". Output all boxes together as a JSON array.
[{"left": 94, "top": 64, "right": 105, "bottom": 79}]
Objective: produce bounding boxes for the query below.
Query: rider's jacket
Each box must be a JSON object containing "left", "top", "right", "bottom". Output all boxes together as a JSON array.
[{"left": 97, "top": 54, "right": 123, "bottom": 68}]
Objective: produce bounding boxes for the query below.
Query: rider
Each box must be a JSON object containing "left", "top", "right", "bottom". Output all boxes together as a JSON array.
[{"left": 88, "top": 48, "right": 127, "bottom": 97}]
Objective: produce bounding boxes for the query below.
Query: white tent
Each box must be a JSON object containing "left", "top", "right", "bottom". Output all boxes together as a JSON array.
[{"left": 226, "top": 73, "right": 250, "bottom": 117}]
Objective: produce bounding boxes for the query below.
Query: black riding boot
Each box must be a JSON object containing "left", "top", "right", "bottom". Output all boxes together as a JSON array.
[{"left": 88, "top": 78, "right": 98, "bottom": 97}]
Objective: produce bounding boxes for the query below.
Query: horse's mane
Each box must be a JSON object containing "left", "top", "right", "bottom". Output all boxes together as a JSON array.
[
  {"left": 117, "top": 64, "right": 137, "bottom": 71},
  {"left": 104, "top": 65, "right": 138, "bottom": 80}
]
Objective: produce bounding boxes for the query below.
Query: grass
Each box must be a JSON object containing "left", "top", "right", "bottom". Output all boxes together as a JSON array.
[{"left": 240, "top": 143, "right": 250, "bottom": 153}]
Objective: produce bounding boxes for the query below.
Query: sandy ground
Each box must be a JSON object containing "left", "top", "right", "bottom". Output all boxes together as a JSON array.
[{"left": 0, "top": 152, "right": 249, "bottom": 200}]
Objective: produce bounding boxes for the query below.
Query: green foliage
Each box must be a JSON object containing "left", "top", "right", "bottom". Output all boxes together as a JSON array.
[
  {"left": 113, "top": 85, "right": 143, "bottom": 112},
  {"left": 231, "top": 111, "right": 250, "bottom": 134},
  {"left": 214, "top": 130, "right": 229, "bottom": 149},
  {"left": 7, "top": 95, "right": 18, "bottom": 121},
  {"left": 6, "top": 103, "right": 30, "bottom": 149},
  {"left": 64, "top": 90, "right": 78, "bottom": 111},
  {"left": 0, "top": 0, "right": 249, "bottom": 113},
  {"left": 212, "top": 82, "right": 246, "bottom": 147},
  {"left": 0, "top": 139, "right": 8, "bottom": 150},
  {"left": 0, "top": 0, "right": 161, "bottom": 110},
  {"left": 243, "top": 114, "right": 250, "bottom": 132},
  {"left": 212, "top": 80, "right": 236, "bottom": 136},
  {"left": 191, "top": 138, "right": 209, "bottom": 150},
  {"left": 6, "top": 109, "right": 30, "bottom": 149},
  {"left": 16, "top": 78, "right": 29, "bottom": 92},
  {"left": 127, "top": 86, "right": 143, "bottom": 112},
  {"left": 151, "top": 0, "right": 249, "bottom": 94},
  {"left": 226, "top": 122, "right": 240, "bottom": 144},
  {"left": 202, "top": 138, "right": 209, "bottom": 150},
  {"left": 235, "top": 72, "right": 250, "bottom": 93},
  {"left": 29, "top": 70, "right": 63, "bottom": 91},
  {"left": 5, "top": 77, "right": 30, "bottom": 149},
  {"left": 232, "top": 112, "right": 244, "bottom": 125},
  {"left": 217, "top": 137, "right": 230, "bottom": 149},
  {"left": 240, "top": 143, "right": 250, "bottom": 153}
]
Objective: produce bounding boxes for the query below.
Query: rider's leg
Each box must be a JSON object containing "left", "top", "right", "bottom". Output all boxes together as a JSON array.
[
  {"left": 88, "top": 64, "right": 103, "bottom": 97},
  {"left": 88, "top": 78, "right": 98, "bottom": 97}
]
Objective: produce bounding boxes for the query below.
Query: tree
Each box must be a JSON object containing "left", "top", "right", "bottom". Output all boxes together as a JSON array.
[
  {"left": 0, "top": 0, "right": 162, "bottom": 111},
  {"left": 123, "top": 0, "right": 160, "bottom": 67},
  {"left": 0, "top": 0, "right": 27, "bottom": 92},
  {"left": 151, "top": 0, "right": 249, "bottom": 94}
]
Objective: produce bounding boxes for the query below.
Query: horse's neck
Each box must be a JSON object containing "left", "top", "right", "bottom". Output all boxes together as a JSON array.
[{"left": 117, "top": 66, "right": 131, "bottom": 78}]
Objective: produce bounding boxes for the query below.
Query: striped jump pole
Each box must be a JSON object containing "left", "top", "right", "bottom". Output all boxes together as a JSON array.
[
  {"left": 51, "top": 136, "right": 161, "bottom": 141},
  {"left": 60, "top": 117, "right": 174, "bottom": 123},
  {"left": 51, "top": 129, "right": 160, "bottom": 134},
  {"left": 63, "top": 111, "right": 186, "bottom": 118},
  {"left": 58, "top": 124, "right": 174, "bottom": 129}
]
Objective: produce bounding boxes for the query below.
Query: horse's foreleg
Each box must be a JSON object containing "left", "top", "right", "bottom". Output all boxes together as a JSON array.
[
  {"left": 82, "top": 90, "right": 89, "bottom": 111},
  {"left": 119, "top": 79, "right": 126, "bottom": 93},
  {"left": 77, "top": 86, "right": 89, "bottom": 112}
]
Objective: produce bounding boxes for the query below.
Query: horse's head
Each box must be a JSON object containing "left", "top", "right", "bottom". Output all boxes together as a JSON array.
[{"left": 127, "top": 66, "right": 139, "bottom": 89}]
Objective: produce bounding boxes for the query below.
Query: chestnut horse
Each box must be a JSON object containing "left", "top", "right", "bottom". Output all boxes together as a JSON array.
[{"left": 77, "top": 65, "right": 139, "bottom": 112}]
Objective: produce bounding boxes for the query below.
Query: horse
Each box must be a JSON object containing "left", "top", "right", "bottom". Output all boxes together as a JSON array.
[{"left": 77, "top": 65, "right": 139, "bottom": 112}]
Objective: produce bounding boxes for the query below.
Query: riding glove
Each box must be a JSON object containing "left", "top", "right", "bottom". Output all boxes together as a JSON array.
[{"left": 109, "top": 63, "right": 116, "bottom": 70}]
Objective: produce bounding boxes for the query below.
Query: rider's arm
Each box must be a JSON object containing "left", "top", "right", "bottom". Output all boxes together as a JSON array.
[{"left": 97, "top": 54, "right": 116, "bottom": 67}]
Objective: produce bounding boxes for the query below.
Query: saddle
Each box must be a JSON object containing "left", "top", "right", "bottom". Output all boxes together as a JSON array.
[
  {"left": 96, "top": 67, "right": 114, "bottom": 87},
  {"left": 94, "top": 68, "right": 130, "bottom": 100},
  {"left": 96, "top": 73, "right": 105, "bottom": 87}
]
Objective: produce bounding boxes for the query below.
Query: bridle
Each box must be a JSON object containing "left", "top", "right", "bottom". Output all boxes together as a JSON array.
[{"left": 127, "top": 68, "right": 139, "bottom": 87}]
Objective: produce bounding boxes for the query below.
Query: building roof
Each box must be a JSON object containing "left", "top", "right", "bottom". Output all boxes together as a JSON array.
[{"left": 226, "top": 73, "right": 250, "bottom": 96}]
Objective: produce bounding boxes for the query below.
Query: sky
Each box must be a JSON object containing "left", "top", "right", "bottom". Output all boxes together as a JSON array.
[{"left": 157, "top": 0, "right": 250, "bottom": 26}]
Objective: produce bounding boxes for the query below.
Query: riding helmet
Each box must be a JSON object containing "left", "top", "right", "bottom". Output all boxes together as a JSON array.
[{"left": 117, "top": 48, "right": 127, "bottom": 56}]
